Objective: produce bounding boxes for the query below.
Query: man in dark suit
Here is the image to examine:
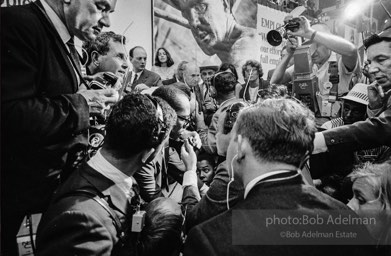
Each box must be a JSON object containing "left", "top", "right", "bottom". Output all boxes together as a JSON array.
[
  {"left": 1, "top": 0, "right": 119, "bottom": 254},
  {"left": 184, "top": 99, "right": 374, "bottom": 256},
  {"left": 125, "top": 46, "right": 163, "bottom": 92},
  {"left": 36, "top": 93, "right": 176, "bottom": 255}
]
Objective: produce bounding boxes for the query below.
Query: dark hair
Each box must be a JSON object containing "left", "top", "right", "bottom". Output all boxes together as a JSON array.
[
  {"left": 235, "top": 98, "right": 316, "bottom": 167},
  {"left": 197, "top": 152, "right": 215, "bottom": 167},
  {"left": 83, "top": 31, "right": 126, "bottom": 66},
  {"left": 223, "top": 102, "right": 248, "bottom": 134},
  {"left": 152, "top": 85, "right": 189, "bottom": 112},
  {"left": 154, "top": 47, "right": 175, "bottom": 67},
  {"left": 104, "top": 94, "right": 169, "bottom": 159},
  {"left": 129, "top": 46, "right": 145, "bottom": 58},
  {"left": 139, "top": 198, "right": 183, "bottom": 256},
  {"left": 241, "top": 60, "right": 263, "bottom": 79},
  {"left": 218, "top": 63, "right": 238, "bottom": 81},
  {"left": 363, "top": 29, "right": 391, "bottom": 50},
  {"left": 213, "top": 71, "right": 237, "bottom": 93}
]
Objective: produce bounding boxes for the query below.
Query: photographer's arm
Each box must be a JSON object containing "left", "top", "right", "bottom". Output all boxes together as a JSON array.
[
  {"left": 270, "top": 52, "right": 294, "bottom": 84},
  {"left": 289, "top": 16, "right": 358, "bottom": 71}
]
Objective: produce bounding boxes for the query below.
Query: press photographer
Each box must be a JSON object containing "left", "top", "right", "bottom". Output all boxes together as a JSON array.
[{"left": 270, "top": 16, "right": 360, "bottom": 117}]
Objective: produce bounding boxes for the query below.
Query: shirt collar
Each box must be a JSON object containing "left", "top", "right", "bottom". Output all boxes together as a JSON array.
[
  {"left": 41, "top": 0, "right": 83, "bottom": 56},
  {"left": 134, "top": 70, "right": 144, "bottom": 77},
  {"left": 88, "top": 150, "right": 133, "bottom": 196},
  {"left": 244, "top": 170, "right": 293, "bottom": 199}
]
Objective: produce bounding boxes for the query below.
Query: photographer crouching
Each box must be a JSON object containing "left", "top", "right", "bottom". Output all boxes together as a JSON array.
[{"left": 270, "top": 16, "right": 360, "bottom": 119}]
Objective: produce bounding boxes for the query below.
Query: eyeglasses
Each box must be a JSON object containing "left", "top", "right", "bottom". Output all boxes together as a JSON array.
[{"left": 177, "top": 115, "right": 191, "bottom": 127}]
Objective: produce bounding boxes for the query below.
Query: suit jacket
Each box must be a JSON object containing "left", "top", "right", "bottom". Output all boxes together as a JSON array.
[
  {"left": 36, "top": 163, "right": 134, "bottom": 256},
  {"left": 129, "top": 69, "right": 163, "bottom": 90},
  {"left": 322, "top": 106, "right": 391, "bottom": 152},
  {"left": 183, "top": 161, "right": 244, "bottom": 230},
  {"left": 134, "top": 143, "right": 204, "bottom": 203},
  {"left": 1, "top": 1, "right": 89, "bottom": 213},
  {"left": 184, "top": 172, "right": 374, "bottom": 256}
]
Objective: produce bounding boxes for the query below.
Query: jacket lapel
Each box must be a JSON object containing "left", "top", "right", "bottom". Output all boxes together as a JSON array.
[{"left": 32, "top": 1, "right": 78, "bottom": 91}]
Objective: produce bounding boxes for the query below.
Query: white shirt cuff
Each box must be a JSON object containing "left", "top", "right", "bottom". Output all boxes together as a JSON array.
[
  {"left": 182, "top": 170, "right": 198, "bottom": 187},
  {"left": 312, "top": 132, "right": 328, "bottom": 154}
]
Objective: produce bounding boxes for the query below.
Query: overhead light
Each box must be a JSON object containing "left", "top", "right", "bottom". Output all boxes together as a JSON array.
[{"left": 343, "top": 0, "right": 375, "bottom": 20}]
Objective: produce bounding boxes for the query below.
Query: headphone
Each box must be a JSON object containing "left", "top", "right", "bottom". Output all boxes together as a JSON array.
[
  {"left": 211, "top": 70, "right": 236, "bottom": 89},
  {"left": 224, "top": 102, "right": 248, "bottom": 134},
  {"left": 145, "top": 95, "right": 167, "bottom": 146}
]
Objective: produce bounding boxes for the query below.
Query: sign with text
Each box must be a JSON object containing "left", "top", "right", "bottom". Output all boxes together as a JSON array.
[{"left": 257, "top": 5, "right": 288, "bottom": 79}]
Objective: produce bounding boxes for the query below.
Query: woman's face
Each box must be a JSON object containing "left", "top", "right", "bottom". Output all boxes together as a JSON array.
[
  {"left": 158, "top": 49, "right": 168, "bottom": 64},
  {"left": 347, "top": 177, "right": 386, "bottom": 239},
  {"left": 244, "top": 65, "right": 259, "bottom": 82}
]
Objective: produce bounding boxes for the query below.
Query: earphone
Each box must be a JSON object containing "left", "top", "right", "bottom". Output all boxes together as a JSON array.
[{"left": 226, "top": 154, "right": 238, "bottom": 210}]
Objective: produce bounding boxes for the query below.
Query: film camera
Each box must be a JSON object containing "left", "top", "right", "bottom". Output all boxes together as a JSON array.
[
  {"left": 89, "top": 72, "right": 119, "bottom": 90},
  {"left": 267, "top": 17, "right": 301, "bottom": 46}
]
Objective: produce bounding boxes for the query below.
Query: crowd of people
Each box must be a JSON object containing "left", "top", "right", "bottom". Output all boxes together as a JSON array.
[{"left": 1, "top": 0, "right": 391, "bottom": 255}]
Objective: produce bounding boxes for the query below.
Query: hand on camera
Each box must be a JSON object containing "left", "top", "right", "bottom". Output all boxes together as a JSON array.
[
  {"left": 286, "top": 16, "right": 313, "bottom": 39},
  {"left": 78, "top": 88, "right": 119, "bottom": 116}
]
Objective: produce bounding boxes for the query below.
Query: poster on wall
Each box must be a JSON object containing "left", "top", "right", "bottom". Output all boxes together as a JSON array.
[
  {"left": 1, "top": 0, "right": 31, "bottom": 7},
  {"left": 153, "top": 0, "right": 260, "bottom": 82},
  {"left": 257, "top": 5, "right": 289, "bottom": 79}
]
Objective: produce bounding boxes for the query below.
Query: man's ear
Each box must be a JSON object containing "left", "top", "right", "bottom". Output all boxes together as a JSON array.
[
  {"left": 237, "top": 135, "right": 250, "bottom": 161},
  {"left": 141, "top": 148, "right": 155, "bottom": 164},
  {"left": 91, "top": 51, "right": 100, "bottom": 66}
]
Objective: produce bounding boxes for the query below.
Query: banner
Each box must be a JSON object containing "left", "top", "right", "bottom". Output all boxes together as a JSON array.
[
  {"left": 153, "top": 0, "right": 259, "bottom": 82},
  {"left": 257, "top": 5, "right": 288, "bottom": 79}
]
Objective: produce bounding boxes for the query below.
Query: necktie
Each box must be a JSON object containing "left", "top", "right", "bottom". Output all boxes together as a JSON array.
[
  {"left": 66, "top": 37, "right": 81, "bottom": 74},
  {"left": 131, "top": 73, "right": 138, "bottom": 89}
]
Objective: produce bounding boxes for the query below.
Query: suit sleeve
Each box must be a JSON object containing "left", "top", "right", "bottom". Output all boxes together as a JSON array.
[
  {"left": 322, "top": 107, "right": 391, "bottom": 152},
  {"left": 133, "top": 161, "right": 164, "bottom": 202},
  {"left": 185, "top": 164, "right": 243, "bottom": 230},
  {"left": 184, "top": 226, "right": 217, "bottom": 256},
  {"left": 1, "top": 10, "right": 89, "bottom": 144},
  {"left": 37, "top": 211, "right": 115, "bottom": 256}
]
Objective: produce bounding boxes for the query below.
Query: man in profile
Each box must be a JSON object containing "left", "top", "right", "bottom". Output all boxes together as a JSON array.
[
  {"left": 1, "top": 0, "right": 119, "bottom": 254},
  {"left": 185, "top": 99, "right": 374, "bottom": 255},
  {"left": 83, "top": 31, "right": 129, "bottom": 90}
]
